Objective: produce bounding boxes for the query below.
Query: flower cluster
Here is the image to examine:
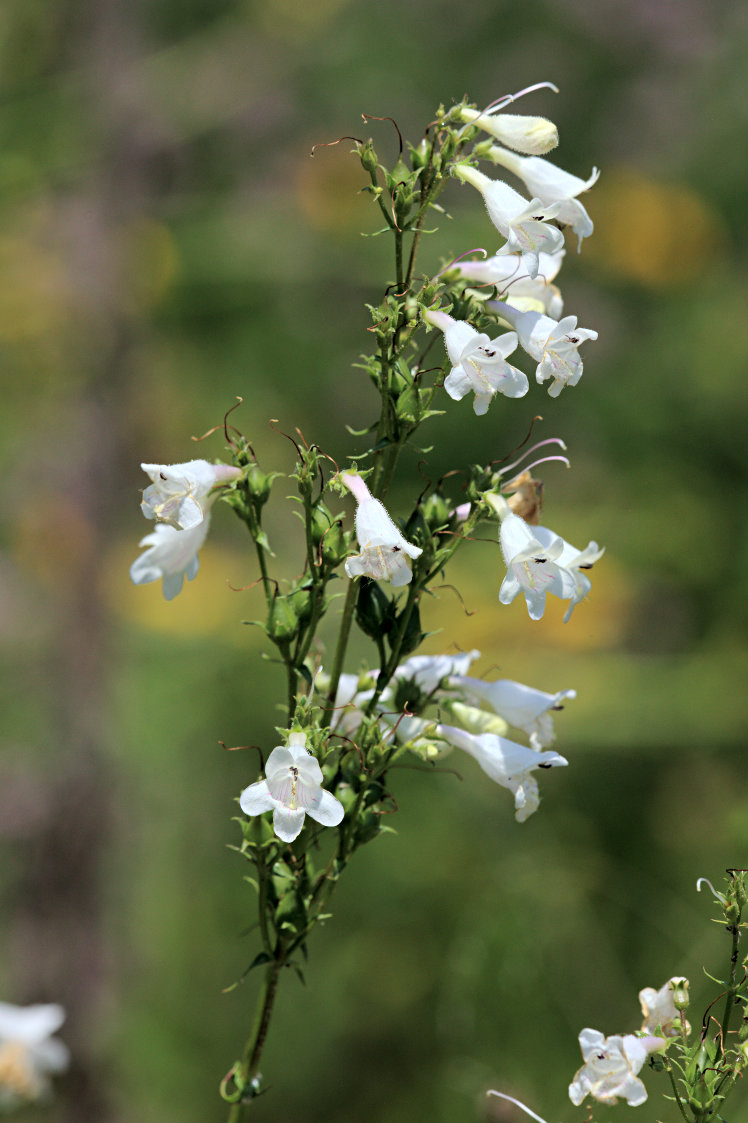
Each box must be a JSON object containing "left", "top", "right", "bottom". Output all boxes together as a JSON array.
[{"left": 569, "top": 976, "right": 689, "bottom": 1107}]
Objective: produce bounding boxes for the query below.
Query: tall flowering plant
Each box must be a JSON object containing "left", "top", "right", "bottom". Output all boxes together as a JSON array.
[{"left": 124, "top": 85, "right": 747, "bottom": 1123}]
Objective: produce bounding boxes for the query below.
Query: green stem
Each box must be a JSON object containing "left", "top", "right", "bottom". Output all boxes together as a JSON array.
[
  {"left": 718, "top": 908, "right": 743, "bottom": 1060},
  {"left": 323, "top": 580, "right": 358, "bottom": 725},
  {"left": 665, "top": 1062, "right": 692, "bottom": 1123},
  {"left": 227, "top": 959, "right": 284, "bottom": 1123}
]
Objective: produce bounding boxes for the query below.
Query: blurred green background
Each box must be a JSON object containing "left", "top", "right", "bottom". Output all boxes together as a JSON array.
[{"left": 1, "top": 0, "right": 747, "bottom": 1120}]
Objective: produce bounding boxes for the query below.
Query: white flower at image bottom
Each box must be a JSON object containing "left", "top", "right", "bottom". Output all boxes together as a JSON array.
[
  {"left": 0, "top": 1003, "right": 69, "bottom": 1108},
  {"left": 239, "top": 733, "right": 344, "bottom": 843},
  {"left": 569, "top": 1028, "right": 665, "bottom": 1107}
]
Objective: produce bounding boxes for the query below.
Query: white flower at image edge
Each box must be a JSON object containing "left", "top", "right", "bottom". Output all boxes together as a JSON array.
[
  {"left": 569, "top": 1028, "right": 665, "bottom": 1107},
  {"left": 0, "top": 1003, "right": 69, "bottom": 1107},
  {"left": 423, "top": 309, "right": 527, "bottom": 415},
  {"left": 140, "top": 459, "right": 241, "bottom": 530},
  {"left": 239, "top": 733, "right": 344, "bottom": 843},
  {"left": 341, "top": 473, "right": 422, "bottom": 586},
  {"left": 449, "top": 675, "right": 576, "bottom": 748},
  {"left": 130, "top": 519, "right": 210, "bottom": 600},
  {"left": 436, "top": 723, "right": 567, "bottom": 822}
]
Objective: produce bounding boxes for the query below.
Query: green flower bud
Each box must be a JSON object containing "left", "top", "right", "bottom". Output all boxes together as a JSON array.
[
  {"left": 359, "top": 140, "right": 378, "bottom": 174},
  {"left": 353, "top": 808, "right": 380, "bottom": 846},
  {"left": 287, "top": 584, "right": 313, "bottom": 623},
  {"left": 266, "top": 595, "right": 299, "bottom": 643},
  {"left": 409, "top": 139, "right": 430, "bottom": 170},
  {"left": 421, "top": 492, "right": 451, "bottom": 530},
  {"left": 245, "top": 462, "right": 272, "bottom": 506}
]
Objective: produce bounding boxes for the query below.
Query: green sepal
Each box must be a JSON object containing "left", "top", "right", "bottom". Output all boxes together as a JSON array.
[{"left": 355, "top": 578, "right": 397, "bottom": 640}]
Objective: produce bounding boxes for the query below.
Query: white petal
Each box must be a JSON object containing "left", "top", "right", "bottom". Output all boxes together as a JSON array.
[
  {"left": 239, "top": 780, "right": 276, "bottom": 816},
  {"left": 0, "top": 1004, "right": 65, "bottom": 1045},
  {"left": 272, "top": 807, "right": 306, "bottom": 842},
  {"left": 307, "top": 789, "right": 345, "bottom": 828}
]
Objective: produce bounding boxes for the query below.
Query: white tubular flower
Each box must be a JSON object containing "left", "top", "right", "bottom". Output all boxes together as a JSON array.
[
  {"left": 393, "top": 649, "right": 481, "bottom": 696},
  {"left": 0, "top": 1003, "right": 69, "bottom": 1108},
  {"left": 531, "top": 527, "right": 605, "bottom": 622},
  {"left": 639, "top": 978, "right": 690, "bottom": 1038},
  {"left": 341, "top": 473, "right": 422, "bottom": 586},
  {"left": 130, "top": 518, "right": 210, "bottom": 600},
  {"left": 569, "top": 1028, "right": 665, "bottom": 1107},
  {"left": 488, "top": 146, "right": 599, "bottom": 250},
  {"left": 458, "top": 250, "right": 565, "bottom": 318},
  {"left": 493, "top": 301, "right": 598, "bottom": 397},
  {"left": 436, "top": 723, "right": 567, "bottom": 821},
  {"left": 140, "top": 459, "right": 241, "bottom": 530},
  {"left": 450, "top": 676, "right": 576, "bottom": 748},
  {"left": 239, "top": 732, "right": 344, "bottom": 843},
  {"left": 424, "top": 309, "right": 527, "bottom": 414},
  {"left": 459, "top": 107, "right": 558, "bottom": 155},
  {"left": 454, "top": 166, "right": 564, "bottom": 279},
  {"left": 499, "top": 513, "right": 577, "bottom": 621}
]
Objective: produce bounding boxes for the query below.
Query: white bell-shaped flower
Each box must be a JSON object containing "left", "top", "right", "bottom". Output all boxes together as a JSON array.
[
  {"left": 239, "top": 732, "right": 344, "bottom": 843},
  {"left": 498, "top": 513, "right": 578, "bottom": 621},
  {"left": 130, "top": 518, "right": 210, "bottom": 600},
  {"left": 494, "top": 301, "right": 598, "bottom": 397},
  {"left": 639, "top": 977, "right": 690, "bottom": 1038},
  {"left": 488, "top": 146, "right": 599, "bottom": 250},
  {"left": 424, "top": 309, "right": 527, "bottom": 414},
  {"left": 342, "top": 473, "right": 422, "bottom": 586},
  {"left": 454, "top": 165, "right": 565, "bottom": 279},
  {"left": 436, "top": 723, "right": 567, "bottom": 822},
  {"left": 569, "top": 1028, "right": 665, "bottom": 1107},
  {"left": 449, "top": 675, "right": 576, "bottom": 748},
  {"left": 140, "top": 459, "right": 240, "bottom": 530}
]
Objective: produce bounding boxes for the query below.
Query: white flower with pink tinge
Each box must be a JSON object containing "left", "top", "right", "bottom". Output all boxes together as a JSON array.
[
  {"left": 239, "top": 732, "right": 344, "bottom": 843},
  {"left": 494, "top": 301, "right": 598, "bottom": 398},
  {"left": 341, "top": 473, "right": 422, "bottom": 586}
]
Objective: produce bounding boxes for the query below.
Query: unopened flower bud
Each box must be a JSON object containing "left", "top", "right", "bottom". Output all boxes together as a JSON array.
[
  {"left": 359, "top": 140, "right": 378, "bottom": 174},
  {"left": 459, "top": 107, "right": 559, "bottom": 155},
  {"left": 671, "top": 978, "right": 690, "bottom": 1010},
  {"left": 266, "top": 595, "right": 299, "bottom": 643},
  {"left": 246, "top": 462, "right": 272, "bottom": 506},
  {"left": 421, "top": 492, "right": 451, "bottom": 530}
]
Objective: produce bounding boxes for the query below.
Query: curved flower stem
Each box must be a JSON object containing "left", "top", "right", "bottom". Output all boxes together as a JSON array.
[{"left": 227, "top": 958, "right": 284, "bottom": 1123}]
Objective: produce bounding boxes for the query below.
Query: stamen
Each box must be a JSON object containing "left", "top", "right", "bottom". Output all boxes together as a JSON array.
[
  {"left": 497, "top": 437, "right": 567, "bottom": 478},
  {"left": 504, "top": 454, "right": 570, "bottom": 482},
  {"left": 482, "top": 81, "right": 560, "bottom": 118},
  {"left": 487, "top": 1090, "right": 551, "bottom": 1123},
  {"left": 432, "top": 247, "right": 488, "bottom": 280}
]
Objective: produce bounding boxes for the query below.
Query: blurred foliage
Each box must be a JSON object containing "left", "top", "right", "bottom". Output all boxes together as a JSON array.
[{"left": 1, "top": 0, "right": 747, "bottom": 1121}]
